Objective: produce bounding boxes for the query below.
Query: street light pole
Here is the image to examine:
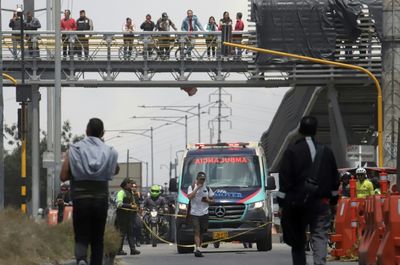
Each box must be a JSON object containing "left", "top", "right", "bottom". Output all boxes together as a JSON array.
[
  {"left": 126, "top": 149, "right": 130, "bottom": 178},
  {"left": 150, "top": 127, "right": 154, "bottom": 186},
  {"left": 132, "top": 116, "right": 188, "bottom": 148}
]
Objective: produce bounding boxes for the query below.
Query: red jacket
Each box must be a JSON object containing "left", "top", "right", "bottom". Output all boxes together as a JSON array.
[
  {"left": 61, "top": 18, "right": 77, "bottom": 30},
  {"left": 235, "top": 20, "right": 244, "bottom": 31}
]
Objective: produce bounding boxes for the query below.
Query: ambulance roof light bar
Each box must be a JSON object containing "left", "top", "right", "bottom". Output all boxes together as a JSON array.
[{"left": 194, "top": 142, "right": 250, "bottom": 149}]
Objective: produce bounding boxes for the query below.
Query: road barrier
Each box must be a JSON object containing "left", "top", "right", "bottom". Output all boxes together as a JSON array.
[{"left": 376, "top": 195, "right": 400, "bottom": 265}]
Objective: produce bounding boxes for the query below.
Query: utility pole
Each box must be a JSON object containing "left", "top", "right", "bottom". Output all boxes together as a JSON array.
[
  {"left": 126, "top": 149, "right": 130, "bottom": 178},
  {"left": 150, "top": 127, "right": 154, "bottom": 186},
  {"left": 208, "top": 88, "right": 232, "bottom": 144},
  {"left": 0, "top": 0, "right": 4, "bottom": 210},
  {"left": 218, "top": 88, "right": 222, "bottom": 143},
  {"left": 383, "top": 0, "right": 400, "bottom": 167},
  {"left": 46, "top": 0, "right": 55, "bottom": 210},
  {"left": 138, "top": 104, "right": 205, "bottom": 143},
  {"left": 53, "top": 0, "right": 62, "bottom": 199}
]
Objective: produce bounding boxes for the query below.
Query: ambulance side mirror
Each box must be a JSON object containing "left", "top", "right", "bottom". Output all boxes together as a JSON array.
[{"left": 266, "top": 176, "right": 276, "bottom": 190}]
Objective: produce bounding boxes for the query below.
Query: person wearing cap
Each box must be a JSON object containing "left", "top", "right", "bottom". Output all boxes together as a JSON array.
[
  {"left": 187, "top": 172, "right": 214, "bottom": 257},
  {"left": 156, "top": 12, "right": 177, "bottom": 59},
  {"left": 55, "top": 181, "right": 72, "bottom": 223},
  {"left": 277, "top": 116, "right": 339, "bottom": 265},
  {"left": 115, "top": 178, "right": 141, "bottom": 256}
]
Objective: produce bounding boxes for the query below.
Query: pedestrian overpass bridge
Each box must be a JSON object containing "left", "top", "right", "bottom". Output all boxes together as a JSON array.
[{"left": 1, "top": 28, "right": 382, "bottom": 171}]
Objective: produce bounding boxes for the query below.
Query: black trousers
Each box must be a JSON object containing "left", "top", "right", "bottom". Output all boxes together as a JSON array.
[
  {"left": 73, "top": 198, "right": 108, "bottom": 265},
  {"left": 281, "top": 200, "right": 331, "bottom": 265},
  {"left": 116, "top": 211, "right": 137, "bottom": 252}
]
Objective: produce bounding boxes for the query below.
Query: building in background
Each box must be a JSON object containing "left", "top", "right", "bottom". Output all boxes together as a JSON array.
[{"left": 109, "top": 162, "right": 142, "bottom": 193}]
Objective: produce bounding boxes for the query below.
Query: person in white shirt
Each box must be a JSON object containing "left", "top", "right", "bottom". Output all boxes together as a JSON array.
[
  {"left": 187, "top": 172, "right": 214, "bottom": 257},
  {"left": 122, "top": 17, "right": 135, "bottom": 59}
]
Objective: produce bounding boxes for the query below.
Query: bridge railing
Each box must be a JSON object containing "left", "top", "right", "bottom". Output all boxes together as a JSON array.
[{"left": 1, "top": 30, "right": 257, "bottom": 62}]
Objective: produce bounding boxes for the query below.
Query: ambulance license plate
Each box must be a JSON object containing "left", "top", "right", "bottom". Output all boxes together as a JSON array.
[{"left": 213, "top": 231, "right": 228, "bottom": 240}]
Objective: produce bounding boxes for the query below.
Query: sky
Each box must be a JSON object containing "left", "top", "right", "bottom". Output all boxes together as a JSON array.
[{"left": 1, "top": 0, "right": 289, "bottom": 187}]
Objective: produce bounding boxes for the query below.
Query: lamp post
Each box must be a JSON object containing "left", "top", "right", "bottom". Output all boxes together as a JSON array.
[
  {"left": 130, "top": 157, "right": 149, "bottom": 188},
  {"left": 119, "top": 128, "right": 155, "bottom": 186},
  {"left": 131, "top": 116, "right": 189, "bottom": 148}
]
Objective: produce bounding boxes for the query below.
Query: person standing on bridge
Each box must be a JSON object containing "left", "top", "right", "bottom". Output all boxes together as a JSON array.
[
  {"left": 122, "top": 17, "right": 135, "bottom": 60},
  {"left": 277, "top": 116, "right": 339, "bottom": 265},
  {"left": 9, "top": 11, "right": 22, "bottom": 59},
  {"left": 233, "top": 12, "right": 244, "bottom": 59},
  {"left": 140, "top": 14, "right": 156, "bottom": 57},
  {"left": 60, "top": 118, "right": 119, "bottom": 265},
  {"left": 61, "top": 10, "right": 77, "bottom": 59},
  {"left": 76, "top": 10, "right": 93, "bottom": 60},
  {"left": 181, "top": 9, "right": 204, "bottom": 59},
  {"left": 187, "top": 172, "right": 214, "bottom": 258},
  {"left": 24, "top": 11, "right": 41, "bottom": 58},
  {"left": 156, "top": 12, "right": 177, "bottom": 59},
  {"left": 205, "top": 16, "right": 218, "bottom": 58}
]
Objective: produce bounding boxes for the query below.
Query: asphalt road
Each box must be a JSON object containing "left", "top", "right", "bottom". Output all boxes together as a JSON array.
[{"left": 118, "top": 243, "right": 357, "bottom": 265}]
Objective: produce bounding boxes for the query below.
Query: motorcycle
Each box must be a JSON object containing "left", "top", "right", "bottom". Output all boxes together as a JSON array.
[{"left": 143, "top": 207, "right": 169, "bottom": 247}]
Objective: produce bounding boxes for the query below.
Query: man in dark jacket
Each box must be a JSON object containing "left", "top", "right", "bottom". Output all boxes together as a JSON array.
[
  {"left": 24, "top": 11, "right": 41, "bottom": 58},
  {"left": 76, "top": 10, "right": 93, "bottom": 59},
  {"left": 9, "top": 11, "right": 22, "bottom": 59},
  {"left": 277, "top": 116, "right": 339, "bottom": 265}
]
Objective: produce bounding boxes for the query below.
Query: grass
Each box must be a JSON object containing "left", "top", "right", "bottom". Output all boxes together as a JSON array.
[{"left": 0, "top": 208, "right": 121, "bottom": 265}]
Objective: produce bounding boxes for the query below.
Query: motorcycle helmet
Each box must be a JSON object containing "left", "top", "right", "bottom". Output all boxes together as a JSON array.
[
  {"left": 341, "top": 171, "right": 352, "bottom": 180},
  {"left": 162, "top": 12, "right": 168, "bottom": 19},
  {"left": 150, "top": 185, "right": 161, "bottom": 199},
  {"left": 356, "top": 167, "right": 367, "bottom": 175}
]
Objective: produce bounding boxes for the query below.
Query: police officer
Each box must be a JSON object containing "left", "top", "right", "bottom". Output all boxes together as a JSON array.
[
  {"left": 277, "top": 116, "right": 339, "bottom": 265},
  {"left": 115, "top": 178, "right": 141, "bottom": 255},
  {"left": 76, "top": 10, "right": 93, "bottom": 59}
]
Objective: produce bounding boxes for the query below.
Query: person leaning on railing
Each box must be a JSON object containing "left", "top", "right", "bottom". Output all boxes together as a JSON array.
[
  {"left": 122, "top": 17, "right": 135, "bottom": 60},
  {"left": 205, "top": 16, "right": 218, "bottom": 58},
  {"left": 156, "top": 12, "right": 177, "bottom": 59},
  {"left": 9, "top": 12, "right": 22, "bottom": 60}
]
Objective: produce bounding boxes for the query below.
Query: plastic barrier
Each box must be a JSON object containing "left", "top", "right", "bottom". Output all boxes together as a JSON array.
[
  {"left": 47, "top": 209, "right": 58, "bottom": 226},
  {"left": 63, "top": 206, "right": 73, "bottom": 222},
  {"left": 358, "top": 195, "right": 386, "bottom": 265},
  {"left": 377, "top": 195, "right": 400, "bottom": 265},
  {"left": 331, "top": 197, "right": 358, "bottom": 258}
]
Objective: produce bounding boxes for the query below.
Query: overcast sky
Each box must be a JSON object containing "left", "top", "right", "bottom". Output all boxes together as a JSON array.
[{"left": 1, "top": 0, "right": 289, "bottom": 187}]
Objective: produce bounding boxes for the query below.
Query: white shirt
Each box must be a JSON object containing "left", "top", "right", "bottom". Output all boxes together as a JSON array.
[{"left": 188, "top": 184, "right": 214, "bottom": 216}]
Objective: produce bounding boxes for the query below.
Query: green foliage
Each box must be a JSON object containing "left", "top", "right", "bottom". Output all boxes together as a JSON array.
[
  {"left": 3, "top": 120, "right": 85, "bottom": 208},
  {"left": 0, "top": 208, "right": 121, "bottom": 264}
]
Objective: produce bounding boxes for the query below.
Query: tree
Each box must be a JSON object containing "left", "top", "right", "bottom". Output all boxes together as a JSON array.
[{"left": 4, "top": 120, "right": 84, "bottom": 209}]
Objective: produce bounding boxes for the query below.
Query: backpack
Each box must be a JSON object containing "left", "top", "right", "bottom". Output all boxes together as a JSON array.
[{"left": 287, "top": 144, "right": 325, "bottom": 208}]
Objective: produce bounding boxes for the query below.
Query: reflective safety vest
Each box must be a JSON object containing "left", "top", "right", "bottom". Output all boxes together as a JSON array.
[{"left": 356, "top": 179, "right": 374, "bottom": 199}]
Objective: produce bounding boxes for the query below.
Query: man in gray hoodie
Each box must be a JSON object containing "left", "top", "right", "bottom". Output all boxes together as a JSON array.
[{"left": 60, "top": 118, "right": 119, "bottom": 265}]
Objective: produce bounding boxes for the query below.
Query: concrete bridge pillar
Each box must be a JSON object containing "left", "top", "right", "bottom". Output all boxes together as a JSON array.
[{"left": 382, "top": 0, "right": 400, "bottom": 167}]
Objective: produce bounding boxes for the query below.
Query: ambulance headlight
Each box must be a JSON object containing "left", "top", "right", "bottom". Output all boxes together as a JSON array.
[
  {"left": 178, "top": 203, "right": 188, "bottom": 210},
  {"left": 249, "top": 201, "right": 264, "bottom": 209}
]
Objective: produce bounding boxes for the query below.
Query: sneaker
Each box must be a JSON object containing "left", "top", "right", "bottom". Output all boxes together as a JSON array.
[
  {"left": 77, "top": 260, "right": 88, "bottom": 265},
  {"left": 117, "top": 250, "right": 127, "bottom": 256},
  {"left": 194, "top": 250, "right": 204, "bottom": 257},
  {"left": 130, "top": 249, "right": 141, "bottom": 255}
]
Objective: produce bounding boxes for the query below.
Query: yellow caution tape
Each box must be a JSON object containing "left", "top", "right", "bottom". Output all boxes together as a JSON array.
[{"left": 141, "top": 218, "right": 272, "bottom": 248}]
